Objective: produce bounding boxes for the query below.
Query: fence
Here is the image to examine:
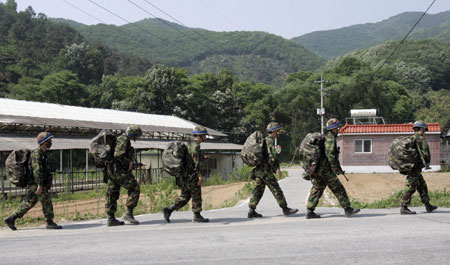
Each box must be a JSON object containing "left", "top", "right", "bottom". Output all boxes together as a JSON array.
[{"left": 0, "top": 167, "right": 166, "bottom": 199}]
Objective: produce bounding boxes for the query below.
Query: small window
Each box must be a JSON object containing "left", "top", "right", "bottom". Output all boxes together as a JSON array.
[{"left": 354, "top": 139, "right": 372, "bottom": 153}]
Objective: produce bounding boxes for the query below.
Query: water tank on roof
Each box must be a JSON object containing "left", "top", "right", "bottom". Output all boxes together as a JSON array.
[{"left": 350, "top": 109, "right": 380, "bottom": 117}]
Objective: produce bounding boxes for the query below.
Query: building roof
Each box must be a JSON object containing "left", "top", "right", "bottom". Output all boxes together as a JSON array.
[
  {"left": 0, "top": 135, "right": 242, "bottom": 152},
  {"left": 0, "top": 98, "right": 226, "bottom": 137},
  {"left": 339, "top": 123, "right": 441, "bottom": 135}
]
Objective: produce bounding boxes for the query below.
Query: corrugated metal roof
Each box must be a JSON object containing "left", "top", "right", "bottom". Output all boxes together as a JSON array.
[
  {"left": 0, "top": 135, "right": 242, "bottom": 152},
  {"left": 339, "top": 123, "right": 441, "bottom": 134},
  {"left": 0, "top": 98, "right": 226, "bottom": 137}
]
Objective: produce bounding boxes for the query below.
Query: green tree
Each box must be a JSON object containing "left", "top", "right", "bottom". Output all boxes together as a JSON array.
[{"left": 39, "top": 70, "right": 85, "bottom": 105}]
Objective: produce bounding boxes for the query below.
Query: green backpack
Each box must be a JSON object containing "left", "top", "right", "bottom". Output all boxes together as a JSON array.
[
  {"left": 299, "top": 132, "right": 325, "bottom": 179},
  {"left": 89, "top": 129, "right": 117, "bottom": 168},
  {"left": 241, "top": 131, "right": 266, "bottom": 167},
  {"left": 388, "top": 135, "right": 418, "bottom": 173},
  {"left": 162, "top": 141, "right": 194, "bottom": 185},
  {"left": 5, "top": 149, "right": 32, "bottom": 187}
]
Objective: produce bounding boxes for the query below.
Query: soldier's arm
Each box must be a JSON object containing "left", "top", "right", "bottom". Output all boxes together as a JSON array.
[
  {"left": 266, "top": 137, "right": 280, "bottom": 170},
  {"left": 325, "top": 137, "right": 342, "bottom": 172},
  {"left": 31, "top": 151, "right": 44, "bottom": 187},
  {"left": 114, "top": 137, "right": 132, "bottom": 167},
  {"left": 195, "top": 145, "right": 207, "bottom": 177},
  {"left": 418, "top": 137, "right": 431, "bottom": 164}
]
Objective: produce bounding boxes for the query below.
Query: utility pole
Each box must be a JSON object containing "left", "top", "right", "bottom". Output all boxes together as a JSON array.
[{"left": 314, "top": 71, "right": 328, "bottom": 134}]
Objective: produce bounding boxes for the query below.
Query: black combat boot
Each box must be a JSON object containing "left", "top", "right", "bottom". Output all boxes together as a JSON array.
[
  {"left": 3, "top": 214, "right": 18, "bottom": 231},
  {"left": 46, "top": 219, "right": 62, "bottom": 229},
  {"left": 163, "top": 205, "right": 175, "bottom": 223},
  {"left": 425, "top": 203, "right": 437, "bottom": 213},
  {"left": 107, "top": 213, "right": 125, "bottom": 226},
  {"left": 305, "top": 209, "right": 321, "bottom": 219},
  {"left": 122, "top": 207, "right": 139, "bottom": 225},
  {"left": 344, "top": 207, "right": 360, "bottom": 217},
  {"left": 400, "top": 206, "right": 416, "bottom": 215},
  {"left": 193, "top": 212, "right": 209, "bottom": 223},
  {"left": 282, "top": 207, "right": 299, "bottom": 217},
  {"left": 247, "top": 208, "right": 263, "bottom": 218}
]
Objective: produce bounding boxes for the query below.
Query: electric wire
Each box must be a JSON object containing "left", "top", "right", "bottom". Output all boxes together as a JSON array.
[
  {"left": 375, "top": 0, "right": 437, "bottom": 72},
  {"left": 198, "top": 0, "right": 239, "bottom": 28},
  {"left": 61, "top": 0, "right": 106, "bottom": 24}
]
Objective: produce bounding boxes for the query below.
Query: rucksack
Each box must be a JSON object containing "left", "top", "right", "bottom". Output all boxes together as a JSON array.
[
  {"left": 162, "top": 141, "right": 194, "bottom": 179},
  {"left": 241, "top": 131, "right": 266, "bottom": 167},
  {"left": 89, "top": 129, "right": 117, "bottom": 168},
  {"left": 299, "top": 132, "right": 325, "bottom": 178},
  {"left": 388, "top": 135, "right": 419, "bottom": 173},
  {"left": 5, "top": 149, "right": 32, "bottom": 187}
]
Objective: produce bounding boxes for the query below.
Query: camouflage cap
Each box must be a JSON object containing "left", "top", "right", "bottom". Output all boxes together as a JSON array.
[
  {"left": 192, "top": 125, "right": 208, "bottom": 135},
  {"left": 37, "top": 132, "right": 54, "bottom": 145},
  {"left": 326, "top": 118, "right": 342, "bottom": 130},
  {"left": 126, "top": 124, "right": 143, "bottom": 137},
  {"left": 266, "top": 122, "right": 281, "bottom": 132},
  {"left": 413, "top": 120, "right": 428, "bottom": 131}
]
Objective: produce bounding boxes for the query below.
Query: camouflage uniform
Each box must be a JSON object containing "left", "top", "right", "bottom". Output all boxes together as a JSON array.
[
  {"left": 171, "top": 140, "right": 205, "bottom": 213},
  {"left": 401, "top": 132, "right": 431, "bottom": 206},
  {"left": 249, "top": 135, "right": 288, "bottom": 209},
  {"left": 105, "top": 133, "right": 140, "bottom": 215},
  {"left": 13, "top": 147, "right": 55, "bottom": 219},
  {"left": 306, "top": 131, "right": 351, "bottom": 210}
]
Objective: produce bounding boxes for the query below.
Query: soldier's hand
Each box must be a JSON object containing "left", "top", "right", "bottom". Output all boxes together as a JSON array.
[
  {"left": 198, "top": 176, "right": 204, "bottom": 186},
  {"left": 128, "top": 161, "right": 133, "bottom": 172},
  {"left": 276, "top": 168, "right": 282, "bottom": 179},
  {"left": 35, "top": 185, "right": 43, "bottom": 195}
]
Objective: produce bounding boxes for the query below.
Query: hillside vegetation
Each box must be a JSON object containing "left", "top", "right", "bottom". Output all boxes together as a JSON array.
[
  {"left": 292, "top": 10, "right": 450, "bottom": 59},
  {"left": 57, "top": 18, "right": 324, "bottom": 85}
]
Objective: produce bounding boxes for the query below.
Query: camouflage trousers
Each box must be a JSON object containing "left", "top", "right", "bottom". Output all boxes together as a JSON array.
[
  {"left": 172, "top": 176, "right": 202, "bottom": 213},
  {"left": 13, "top": 184, "right": 54, "bottom": 220},
  {"left": 249, "top": 168, "right": 287, "bottom": 209},
  {"left": 401, "top": 170, "right": 430, "bottom": 206},
  {"left": 307, "top": 168, "right": 350, "bottom": 210},
  {"left": 105, "top": 171, "right": 140, "bottom": 215}
]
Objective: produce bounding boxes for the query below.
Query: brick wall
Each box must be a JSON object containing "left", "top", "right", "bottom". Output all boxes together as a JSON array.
[{"left": 338, "top": 134, "right": 441, "bottom": 166}]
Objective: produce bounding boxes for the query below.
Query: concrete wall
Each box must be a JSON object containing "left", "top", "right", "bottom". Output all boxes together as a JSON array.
[{"left": 338, "top": 134, "right": 441, "bottom": 172}]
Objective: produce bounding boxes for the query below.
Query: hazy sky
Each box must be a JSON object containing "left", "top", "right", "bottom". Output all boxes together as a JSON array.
[{"left": 4, "top": 0, "right": 450, "bottom": 38}]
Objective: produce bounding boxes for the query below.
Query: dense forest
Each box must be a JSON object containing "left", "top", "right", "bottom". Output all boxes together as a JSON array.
[
  {"left": 292, "top": 10, "right": 450, "bottom": 59},
  {"left": 0, "top": 0, "right": 448, "bottom": 161},
  {"left": 55, "top": 18, "right": 325, "bottom": 86}
]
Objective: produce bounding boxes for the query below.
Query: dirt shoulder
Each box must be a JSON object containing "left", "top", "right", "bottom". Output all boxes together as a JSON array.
[{"left": 336, "top": 172, "right": 450, "bottom": 203}]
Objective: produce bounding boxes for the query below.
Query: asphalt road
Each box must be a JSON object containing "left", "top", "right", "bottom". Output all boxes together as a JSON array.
[{"left": 1, "top": 168, "right": 449, "bottom": 265}]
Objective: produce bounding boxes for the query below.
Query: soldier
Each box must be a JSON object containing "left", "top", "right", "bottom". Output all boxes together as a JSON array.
[
  {"left": 163, "top": 126, "right": 210, "bottom": 223},
  {"left": 105, "top": 125, "right": 142, "bottom": 226},
  {"left": 306, "top": 118, "right": 360, "bottom": 219},
  {"left": 3, "top": 132, "right": 62, "bottom": 230},
  {"left": 400, "top": 121, "right": 437, "bottom": 215},
  {"left": 247, "top": 122, "right": 298, "bottom": 218}
]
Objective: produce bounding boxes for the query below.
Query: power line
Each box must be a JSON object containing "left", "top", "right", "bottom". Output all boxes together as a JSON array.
[
  {"left": 375, "top": 0, "right": 436, "bottom": 72},
  {"left": 127, "top": 0, "right": 214, "bottom": 50},
  {"left": 198, "top": 0, "right": 239, "bottom": 28},
  {"left": 140, "top": 0, "right": 220, "bottom": 50},
  {"left": 61, "top": 0, "right": 106, "bottom": 24}
]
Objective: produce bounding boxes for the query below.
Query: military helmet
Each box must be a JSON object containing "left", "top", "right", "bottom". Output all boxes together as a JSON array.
[
  {"left": 413, "top": 120, "right": 428, "bottom": 131},
  {"left": 326, "top": 118, "right": 342, "bottom": 131},
  {"left": 266, "top": 122, "right": 281, "bottom": 132},
  {"left": 192, "top": 125, "right": 208, "bottom": 135},
  {"left": 126, "top": 124, "right": 143, "bottom": 137},
  {"left": 37, "top": 132, "right": 54, "bottom": 145}
]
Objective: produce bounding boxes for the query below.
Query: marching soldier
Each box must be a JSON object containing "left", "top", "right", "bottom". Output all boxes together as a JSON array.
[
  {"left": 247, "top": 122, "right": 298, "bottom": 218},
  {"left": 3, "top": 132, "right": 62, "bottom": 230},
  {"left": 163, "top": 126, "right": 210, "bottom": 223},
  {"left": 105, "top": 125, "right": 142, "bottom": 226},
  {"left": 306, "top": 118, "right": 360, "bottom": 219},
  {"left": 400, "top": 121, "right": 437, "bottom": 215}
]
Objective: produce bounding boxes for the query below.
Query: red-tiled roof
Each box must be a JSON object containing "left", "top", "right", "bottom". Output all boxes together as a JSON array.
[{"left": 339, "top": 123, "right": 441, "bottom": 134}]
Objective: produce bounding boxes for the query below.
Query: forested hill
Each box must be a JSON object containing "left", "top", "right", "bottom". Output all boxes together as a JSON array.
[
  {"left": 55, "top": 18, "right": 325, "bottom": 85},
  {"left": 292, "top": 10, "right": 450, "bottom": 59}
]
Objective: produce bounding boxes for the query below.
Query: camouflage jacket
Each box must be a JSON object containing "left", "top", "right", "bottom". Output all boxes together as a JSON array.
[
  {"left": 31, "top": 146, "right": 52, "bottom": 188},
  {"left": 413, "top": 132, "right": 430, "bottom": 167},
  {"left": 187, "top": 140, "right": 206, "bottom": 177},
  {"left": 325, "top": 131, "right": 341, "bottom": 171},
  {"left": 265, "top": 135, "right": 280, "bottom": 172},
  {"left": 114, "top": 133, "right": 135, "bottom": 171}
]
